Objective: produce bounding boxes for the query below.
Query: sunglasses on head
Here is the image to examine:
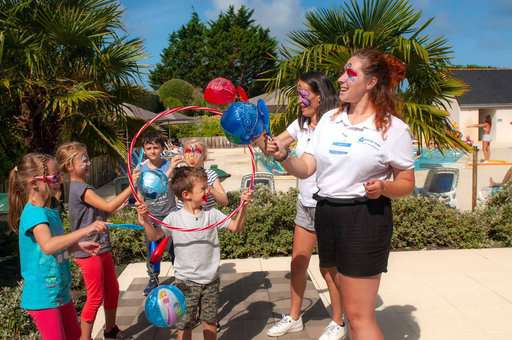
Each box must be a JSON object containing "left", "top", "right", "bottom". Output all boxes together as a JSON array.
[{"left": 33, "top": 174, "right": 61, "bottom": 184}]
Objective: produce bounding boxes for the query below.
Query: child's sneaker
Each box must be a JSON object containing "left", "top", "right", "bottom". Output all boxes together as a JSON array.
[
  {"left": 143, "top": 275, "right": 159, "bottom": 296},
  {"left": 318, "top": 320, "right": 345, "bottom": 340},
  {"left": 266, "top": 314, "right": 303, "bottom": 336},
  {"left": 103, "top": 325, "right": 133, "bottom": 339}
]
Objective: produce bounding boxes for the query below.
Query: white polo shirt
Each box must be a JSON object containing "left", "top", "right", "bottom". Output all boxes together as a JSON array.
[
  {"left": 287, "top": 119, "right": 318, "bottom": 207},
  {"left": 305, "top": 108, "right": 414, "bottom": 199}
]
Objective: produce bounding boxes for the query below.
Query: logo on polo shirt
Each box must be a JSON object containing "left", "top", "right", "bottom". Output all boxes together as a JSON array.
[
  {"left": 329, "top": 141, "right": 351, "bottom": 155},
  {"left": 357, "top": 137, "right": 381, "bottom": 150}
]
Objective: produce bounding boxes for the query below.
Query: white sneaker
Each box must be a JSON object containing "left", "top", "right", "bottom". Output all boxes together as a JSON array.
[
  {"left": 267, "top": 315, "right": 304, "bottom": 336},
  {"left": 318, "top": 320, "right": 345, "bottom": 340}
]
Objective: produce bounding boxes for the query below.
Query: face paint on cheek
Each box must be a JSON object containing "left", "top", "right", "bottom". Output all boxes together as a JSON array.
[
  {"left": 80, "top": 155, "right": 91, "bottom": 169},
  {"left": 298, "top": 89, "right": 311, "bottom": 108}
]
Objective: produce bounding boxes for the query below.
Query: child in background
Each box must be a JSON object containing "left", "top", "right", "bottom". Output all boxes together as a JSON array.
[
  {"left": 176, "top": 138, "right": 228, "bottom": 210},
  {"left": 8, "top": 153, "right": 107, "bottom": 340},
  {"left": 137, "top": 167, "right": 252, "bottom": 340},
  {"left": 138, "top": 133, "right": 181, "bottom": 295},
  {"left": 56, "top": 142, "right": 136, "bottom": 340}
]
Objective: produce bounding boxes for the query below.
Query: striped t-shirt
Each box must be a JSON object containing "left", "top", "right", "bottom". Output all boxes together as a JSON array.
[{"left": 176, "top": 168, "right": 218, "bottom": 210}]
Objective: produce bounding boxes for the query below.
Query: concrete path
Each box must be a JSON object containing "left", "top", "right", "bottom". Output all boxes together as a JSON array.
[{"left": 92, "top": 248, "right": 512, "bottom": 340}]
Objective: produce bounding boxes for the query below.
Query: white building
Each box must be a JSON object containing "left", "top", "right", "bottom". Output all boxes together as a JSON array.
[{"left": 449, "top": 69, "right": 512, "bottom": 147}]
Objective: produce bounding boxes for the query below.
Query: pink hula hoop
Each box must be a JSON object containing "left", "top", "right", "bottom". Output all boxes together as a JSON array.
[{"left": 127, "top": 106, "right": 255, "bottom": 232}]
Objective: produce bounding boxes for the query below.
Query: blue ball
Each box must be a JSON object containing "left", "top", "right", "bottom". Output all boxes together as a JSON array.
[
  {"left": 138, "top": 170, "right": 168, "bottom": 199},
  {"left": 144, "top": 285, "right": 187, "bottom": 328},
  {"left": 221, "top": 102, "right": 264, "bottom": 145}
]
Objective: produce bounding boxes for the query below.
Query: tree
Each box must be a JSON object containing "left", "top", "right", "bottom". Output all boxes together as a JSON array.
[
  {"left": 158, "top": 79, "right": 194, "bottom": 106},
  {"left": 149, "top": 12, "right": 207, "bottom": 90},
  {"left": 126, "top": 86, "right": 164, "bottom": 113},
  {"left": 0, "top": 0, "right": 145, "bottom": 163},
  {"left": 263, "top": 0, "right": 469, "bottom": 151},
  {"left": 149, "top": 6, "right": 277, "bottom": 97}
]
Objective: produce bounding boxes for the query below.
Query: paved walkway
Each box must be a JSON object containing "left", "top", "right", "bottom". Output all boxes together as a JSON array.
[{"left": 91, "top": 249, "right": 512, "bottom": 340}]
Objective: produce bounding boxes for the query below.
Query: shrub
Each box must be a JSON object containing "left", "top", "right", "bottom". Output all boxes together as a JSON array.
[
  {"left": 475, "top": 183, "right": 512, "bottom": 246},
  {"left": 392, "top": 196, "right": 490, "bottom": 249},
  {"left": 162, "top": 96, "right": 183, "bottom": 109},
  {"left": 218, "top": 186, "right": 298, "bottom": 258},
  {"left": 0, "top": 283, "right": 38, "bottom": 339},
  {"left": 158, "top": 79, "right": 194, "bottom": 105},
  {"left": 107, "top": 208, "right": 148, "bottom": 264},
  {"left": 168, "top": 115, "right": 223, "bottom": 138}
]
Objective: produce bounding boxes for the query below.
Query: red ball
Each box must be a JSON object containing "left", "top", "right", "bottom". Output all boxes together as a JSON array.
[{"left": 204, "top": 77, "right": 237, "bottom": 105}]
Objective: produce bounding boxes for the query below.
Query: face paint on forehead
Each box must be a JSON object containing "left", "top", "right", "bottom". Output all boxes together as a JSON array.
[
  {"left": 298, "top": 88, "right": 311, "bottom": 108},
  {"left": 184, "top": 145, "right": 203, "bottom": 155}
]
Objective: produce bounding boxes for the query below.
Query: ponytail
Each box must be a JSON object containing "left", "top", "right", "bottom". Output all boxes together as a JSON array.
[
  {"left": 8, "top": 166, "right": 26, "bottom": 232},
  {"left": 382, "top": 53, "right": 407, "bottom": 89},
  {"left": 7, "top": 153, "right": 53, "bottom": 232}
]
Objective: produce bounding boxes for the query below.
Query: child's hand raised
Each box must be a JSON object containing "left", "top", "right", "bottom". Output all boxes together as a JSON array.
[
  {"left": 85, "top": 221, "right": 107, "bottom": 235},
  {"left": 170, "top": 155, "right": 184, "bottom": 169},
  {"left": 136, "top": 202, "right": 151, "bottom": 225},
  {"left": 131, "top": 168, "right": 141, "bottom": 184},
  {"left": 78, "top": 241, "right": 101, "bottom": 256},
  {"left": 240, "top": 190, "right": 253, "bottom": 206}
]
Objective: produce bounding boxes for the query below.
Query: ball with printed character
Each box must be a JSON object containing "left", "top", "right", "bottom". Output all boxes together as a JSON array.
[{"left": 144, "top": 285, "right": 187, "bottom": 328}]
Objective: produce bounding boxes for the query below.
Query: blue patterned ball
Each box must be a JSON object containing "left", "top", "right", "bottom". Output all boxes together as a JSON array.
[
  {"left": 144, "top": 285, "right": 187, "bottom": 328},
  {"left": 138, "top": 169, "right": 168, "bottom": 199}
]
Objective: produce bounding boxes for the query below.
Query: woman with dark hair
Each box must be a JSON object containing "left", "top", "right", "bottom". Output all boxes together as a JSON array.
[
  {"left": 467, "top": 114, "right": 492, "bottom": 161},
  {"left": 257, "top": 72, "right": 345, "bottom": 339},
  {"left": 268, "top": 49, "right": 415, "bottom": 340}
]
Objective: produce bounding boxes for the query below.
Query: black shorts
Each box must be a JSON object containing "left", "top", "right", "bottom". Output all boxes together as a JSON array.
[{"left": 314, "top": 196, "right": 393, "bottom": 277}]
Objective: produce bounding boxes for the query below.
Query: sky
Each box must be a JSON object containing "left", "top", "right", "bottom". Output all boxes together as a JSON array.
[{"left": 119, "top": 0, "right": 512, "bottom": 87}]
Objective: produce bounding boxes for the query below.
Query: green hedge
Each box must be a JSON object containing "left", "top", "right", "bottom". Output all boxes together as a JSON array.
[
  {"left": 0, "top": 284, "right": 39, "bottom": 339},
  {"left": 474, "top": 182, "right": 512, "bottom": 247},
  {"left": 218, "top": 187, "right": 297, "bottom": 258},
  {"left": 392, "top": 197, "right": 491, "bottom": 249},
  {"left": 167, "top": 116, "right": 224, "bottom": 138}
]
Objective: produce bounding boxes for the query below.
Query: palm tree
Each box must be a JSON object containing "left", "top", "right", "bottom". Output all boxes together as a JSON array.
[
  {"left": 0, "top": 0, "right": 146, "bottom": 161},
  {"left": 263, "top": 0, "right": 469, "bottom": 151}
]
